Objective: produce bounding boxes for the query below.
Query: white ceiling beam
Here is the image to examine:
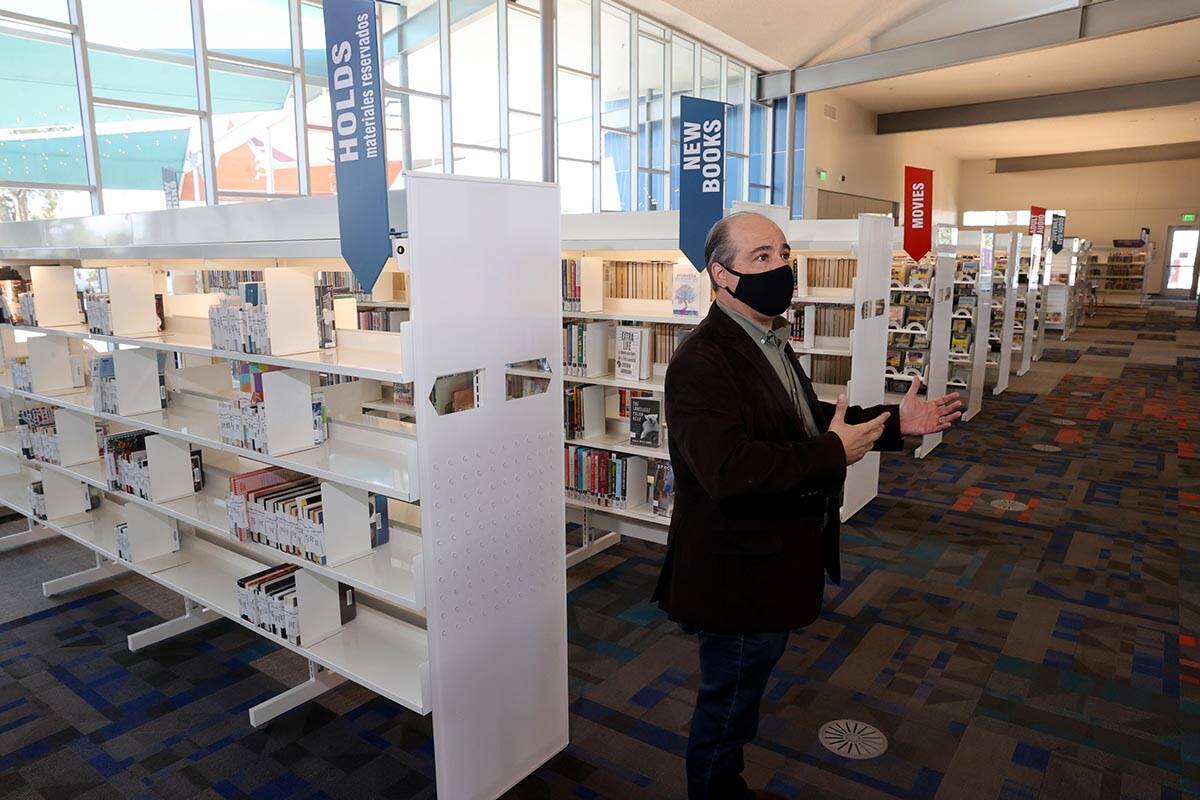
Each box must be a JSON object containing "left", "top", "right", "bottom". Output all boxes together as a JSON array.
[{"left": 758, "top": 0, "right": 1200, "bottom": 100}]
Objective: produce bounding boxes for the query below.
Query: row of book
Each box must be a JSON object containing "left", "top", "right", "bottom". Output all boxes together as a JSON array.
[
  {"left": 888, "top": 330, "right": 931, "bottom": 350},
  {"left": 562, "top": 258, "right": 583, "bottom": 311},
  {"left": 356, "top": 308, "right": 407, "bottom": 332},
  {"left": 26, "top": 478, "right": 101, "bottom": 521},
  {"left": 803, "top": 257, "right": 858, "bottom": 289},
  {"left": 889, "top": 295, "right": 931, "bottom": 328},
  {"left": 236, "top": 565, "right": 357, "bottom": 648},
  {"left": 216, "top": 362, "right": 329, "bottom": 455},
  {"left": 787, "top": 307, "right": 805, "bottom": 345},
  {"left": 0, "top": 277, "right": 29, "bottom": 325},
  {"left": 605, "top": 260, "right": 675, "bottom": 301},
  {"left": 200, "top": 269, "right": 265, "bottom": 295},
  {"left": 90, "top": 352, "right": 168, "bottom": 415},
  {"left": 9, "top": 357, "right": 32, "bottom": 393},
  {"left": 565, "top": 446, "right": 649, "bottom": 511},
  {"left": 209, "top": 287, "right": 271, "bottom": 354},
  {"left": 889, "top": 257, "right": 933, "bottom": 286},
  {"left": 315, "top": 270, "right": 372, "bottom": 302},
  {"left": 103, "top": 429, "right": 204, "bottom": 501},
  {"left": 506, "top": 374, "right": 549, "bottom": 402},
  {"left": 886, "top": 349, "right": 927, "bottom": 374},
  {"left": 17, "top": 292, "right": 39, "bottom": 326},
  {"left": 116, "top": 516, "right": 180, "bottom": 563},
  {"left": 813, "top": 307, "right": 854, "bottom": 339},
  {"left": 809, "top": 354, "right": 851, "bottom": 385}
]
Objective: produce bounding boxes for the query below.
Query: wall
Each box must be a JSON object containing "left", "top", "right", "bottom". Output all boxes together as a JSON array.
[
  {"left": 803, "top": 89, "right": 961, "bottom": 226},
  {"left": 957, "top": 158, "right": 1200, "bottom": 293}
]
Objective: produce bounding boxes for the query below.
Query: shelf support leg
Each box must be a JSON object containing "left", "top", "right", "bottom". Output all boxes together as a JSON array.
[
  {"left": 247, "top": 660, "right": 344, "bottom": 727},
  {"left": 0, "top": 519, "right": 56, "bottom": 553},
  {"left": 128, "top": 597, "right": 219, "bottom": 652},
  {"left": 42, "top": 552, "right": 126, "bottom": 597}
]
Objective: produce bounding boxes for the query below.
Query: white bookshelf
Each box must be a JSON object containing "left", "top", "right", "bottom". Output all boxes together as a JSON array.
[
  {"left": 1017, "top": 231, "right": 1045, "bottom": 377},
  {"left": 886, "top": 224, "right": 955, "bottom": 459},
  {"left": 1042, "top": 237, "right": 1087, "bottom": 341},
  {"left": 990, "top": 232, "right": 1022, "bottom": 396},
  {"left": 946, "top": 229, "right": 999, "bottom": 422},
  {"left": 0, "top": 175, "right": 568, "bottom": 800},
  {"left": 790, "top": 217, "right": 891, "bottom": 521},
  {"left": 1082, "top": 244, "right": 1152, "bottom": 307}
]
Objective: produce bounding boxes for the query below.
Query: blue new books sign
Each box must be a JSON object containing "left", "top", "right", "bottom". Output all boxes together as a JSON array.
[
  {"left": 323, "top": 0, "right": 391, "bottom": 290},
  {"left": 678, "top": 96, "right": 725, "bottom": 272}
]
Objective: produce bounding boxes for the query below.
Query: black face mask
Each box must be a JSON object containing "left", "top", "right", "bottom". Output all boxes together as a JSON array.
[{"left": 722, "top": 263, "right": 795, "bottom": 317}]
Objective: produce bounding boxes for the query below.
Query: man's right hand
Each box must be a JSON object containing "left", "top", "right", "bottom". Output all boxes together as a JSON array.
[{"left": 828, "top": 394, "right": 889, "bottom": 465}]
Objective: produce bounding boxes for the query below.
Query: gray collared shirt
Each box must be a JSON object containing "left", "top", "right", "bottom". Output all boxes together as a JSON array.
[{"left": 717, "top": 299, "right": 821, "bottom": 437}]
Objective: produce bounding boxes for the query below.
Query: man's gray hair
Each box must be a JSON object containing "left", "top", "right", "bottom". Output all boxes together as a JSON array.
[{"left": 704, "top": 211, "right": 766, "bottom": 273}]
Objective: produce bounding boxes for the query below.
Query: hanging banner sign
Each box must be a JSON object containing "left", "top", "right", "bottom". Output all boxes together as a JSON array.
[
  {"left": 1028, "top": 206, "right": 1045, "bottom": 236},
  {"left": 1114, "top": 227, "right": 1151, "bottom": 248},
  {"left": 678, "top": 96, "right": 725, "bottom": 272},
  {"left": 323, "top": 0, "right": 391, "bottom": 290},
  {"left": 902, "top": 165, "right": 933, "bottom": 262},
  {"left": 1049, "top": 214, "right": 1066, "bottom": 253}
]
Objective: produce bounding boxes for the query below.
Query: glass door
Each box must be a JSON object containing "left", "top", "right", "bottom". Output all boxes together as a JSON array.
[{"left": 1163, "top": 226, "right": 1200, "bottom": 298}]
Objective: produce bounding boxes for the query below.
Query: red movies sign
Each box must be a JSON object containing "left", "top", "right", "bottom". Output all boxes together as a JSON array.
[
  {"left": 903, "top": 166, "right": 933, "bottom": 262},
  {"left": 1028, "top": 206, "right": 1046, "bottom": 236}
]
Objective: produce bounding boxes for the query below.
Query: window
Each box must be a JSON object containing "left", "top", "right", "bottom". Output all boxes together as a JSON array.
[
  {"left": 450, "top": 0, "right": 499, "bottom": 149},
  {"left": 700, "top": 48, "right": 720, "bottom": 101},
  {"left": 210, "top": 63, "right": 299, "bottom": 195},
  {"left": 509, "top": 4, "right": 542, "bottom": 181},
  {"left": 771, "top": 100, "right": 788, "bottom": 207},
  {"left": 599, "top": 4, "right": 630, "bottom": 131},
  {"left": 558, "top": 158, "right": 593, "bottom": 214},
  {"left": 749, "top": 102, "right": 769, "bottom": 203},
  {"left": 557, "top": 0, "right": 591, "bottom": 74},
  {"left": 204, "top": 0, "right": 293, "bottom": 67},
  {"left": 726, "top": 62, "right": 745, "bottom": 153},
  {"left": 82, "top": 0, "right": 198, "bottom": 110},
  {"left": 381, "top": 0, "right": 442, "bottom": 96},
  {"left": 600, "top": 130, "right": 630, "bottom": 211},
  {"left": 94, "top": 104, "right": 204, "bottom": 213},
  {"left": 637, "top": 35, "right": 664, "bottom": 211},
  {"left": 0, "top": 1, "right": 68, "bottom": 22},
  {"left": 557, "top": 70, "right": 593, "bottom": 161},
  {"left": 0, "top": 21, "right": 88, "bottom": 187}
]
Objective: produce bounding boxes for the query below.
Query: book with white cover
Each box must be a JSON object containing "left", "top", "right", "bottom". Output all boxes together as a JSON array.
[
  {"left": 672, "top": 261, "right": 701, "bottom": 316},
  {"left": 614, "top": 325, "right": 651, "bottom": 380}
]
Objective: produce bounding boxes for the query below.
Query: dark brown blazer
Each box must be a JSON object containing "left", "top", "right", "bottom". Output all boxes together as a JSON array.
[{"left": 651, "top": 302, "right": 903, "bottom": 633}]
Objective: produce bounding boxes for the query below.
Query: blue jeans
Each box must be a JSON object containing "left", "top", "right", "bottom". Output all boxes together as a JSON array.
[{"left": 685, "top": 628, "right": 790, "bottom": 800}]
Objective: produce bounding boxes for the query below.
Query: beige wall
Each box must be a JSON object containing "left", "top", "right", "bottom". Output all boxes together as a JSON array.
[
  {"left": 804, "top": 90, "right": 961, "bottom": 226},
  {"left": 957, "top": 158, "right": 1200, "bottom": 293}
]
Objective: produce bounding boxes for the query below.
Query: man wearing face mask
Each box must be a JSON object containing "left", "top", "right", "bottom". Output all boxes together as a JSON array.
[{"left": 653, "top": 212, "right": 961, "bottom": 800}]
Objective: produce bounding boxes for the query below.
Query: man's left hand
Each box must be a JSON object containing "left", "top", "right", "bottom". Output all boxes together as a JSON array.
[{"left": 899, "top": 376, "right": 963, "bottom": 435}]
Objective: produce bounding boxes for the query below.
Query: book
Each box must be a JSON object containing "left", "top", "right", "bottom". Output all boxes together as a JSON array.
[
  {"left": 652, "top": 460, "right": 675, "bottom": 518},
  {"left": 629, "top": 397, "right": 662, "bottom": 448},
  {"left": 888, "top": 305, "right": 906, "bottom": 327},
  {"left": 672, "top": 261, "right": 701, "bottom": 316},
  {"left": 615, "top": 325, "right": 651, "bottom": 380}
]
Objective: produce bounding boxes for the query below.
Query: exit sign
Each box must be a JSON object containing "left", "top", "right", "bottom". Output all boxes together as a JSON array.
[{"left": 1183, "top": 212, "right": 1197, "bottom": 223}]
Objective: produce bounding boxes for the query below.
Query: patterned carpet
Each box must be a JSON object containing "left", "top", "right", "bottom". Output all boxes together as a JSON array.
[{"left": 0, "top": 305, "right": 1197, "bottom": 799}]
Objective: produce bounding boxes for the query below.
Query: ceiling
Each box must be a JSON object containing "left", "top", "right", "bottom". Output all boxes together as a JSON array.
[
  {"left": 893, "top": 102, "right": 1200, "bottom": 160},
  {"left": 837, "top": 17, "right": 1200, "bottom": 113},
  {"left": 627, "top": 0, "right": 945, "bottom": 69}
]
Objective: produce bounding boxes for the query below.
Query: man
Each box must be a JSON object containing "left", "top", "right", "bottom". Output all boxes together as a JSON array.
[{"left": 653, "top": 212, "right": 961, "bottom": 800}]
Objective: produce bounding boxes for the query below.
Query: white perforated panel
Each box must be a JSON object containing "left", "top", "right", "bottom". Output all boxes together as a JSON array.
[{"left": 406, "top": 174, "right": 567, "bottom": 800}]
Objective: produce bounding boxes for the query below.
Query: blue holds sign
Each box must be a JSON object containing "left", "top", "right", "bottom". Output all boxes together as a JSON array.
[
  {"left": 323, "top": 0, "right": 391, "bottom": 290},
  {"left": 678, "top": 96, "right": 726, "bottom": 272},
  {"left": 1049, "top": 214, "right": 1066, "bottom": 254}
]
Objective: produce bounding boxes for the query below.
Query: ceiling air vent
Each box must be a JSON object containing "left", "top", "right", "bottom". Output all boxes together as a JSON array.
[{"left": 823, "top": 104, "right": 837, "bottom": 120}]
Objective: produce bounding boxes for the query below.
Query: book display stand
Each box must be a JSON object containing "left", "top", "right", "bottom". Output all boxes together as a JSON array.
[
  {"left": 886, "top": 224, "right": 955, "bottom": 459},
  {"left": 1084, "top": 244, "right": 1152, "bottom": 308},
  {"left": 1017, "top": 231, "right": 1046, "bottom": 376},
  {"left": 788, "top": 215, "right": 890, "bottom": 520},
  {"left": 0, "top": 175, "right": 567, "bottom": 800},
  {"left": 1044, "top": 237, "right": 1087, "bottom": 341},
  {"left": 947, "top": 230, "right": 998, "bottom": 423},
  {"left": 989, "top": 232, "right": 1023, "bottom": 396}
]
